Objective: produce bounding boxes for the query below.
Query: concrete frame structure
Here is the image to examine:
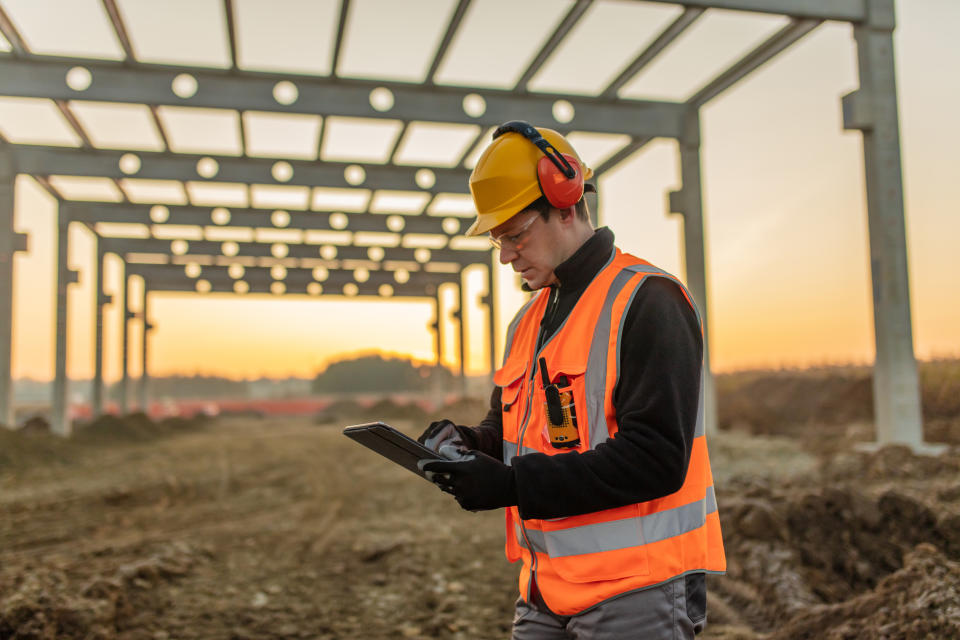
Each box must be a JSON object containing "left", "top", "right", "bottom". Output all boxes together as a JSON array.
[{"left": 0, "top": 0, "right": 932, "bottom": 450}]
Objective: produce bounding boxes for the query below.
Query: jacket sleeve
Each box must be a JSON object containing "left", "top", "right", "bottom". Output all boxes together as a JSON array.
[{"left": 510, "top": 276, "right": 703, "bottom": 520}]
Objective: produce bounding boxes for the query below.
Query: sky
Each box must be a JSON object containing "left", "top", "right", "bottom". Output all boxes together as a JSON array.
[{"left": 3, "top": 0, "right": 959, "bottom": 384}]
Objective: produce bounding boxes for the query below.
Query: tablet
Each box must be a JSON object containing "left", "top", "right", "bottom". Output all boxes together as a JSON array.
[{"left": 342, "top": 421, "right": 442, "bottom": 480}]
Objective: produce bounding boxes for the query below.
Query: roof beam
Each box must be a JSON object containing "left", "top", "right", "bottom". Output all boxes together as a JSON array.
[
  {"left": 127, "top": 262, "right": 460, "bottom": 287},
  {"left": 11, "top": 145, "right": 473, "bottom": 193},
  {"left": 330, "top": 0, "right": 351, "bottom": 78},
  {"left": 513, "top": 0, "right": 592, "bottom": 92},
  {"left": 100, "top": 237, "right": 490, "bottom": 265},
  {"left": 601, "top": 8, "right": 704, "bottom": 99},
  {"left": 135, "top": 277, "right": 448, "bottom": 298},
  {"left": 592, "top": 137, "right": 654, "bottom": 178},
  {"left": 634, "top": 0, "right": 865, "bottom": 22},
  {"left": 0, "top": 4, "right": 28, "bottom": 55},
  {"left": 425, "top": 0, "right": 472, "bottom": 85},
  {"left": 688, "top": 18, "right": 821, "bottom": 107},
  {"left": 101, "top": 0, "right": 135, "bottom": 61},
  {"left": 64, "top": 202, "right": 470, "bottom": 236},
  {"left": 0, "top": 58, "right": 687, "bottom": 138}
]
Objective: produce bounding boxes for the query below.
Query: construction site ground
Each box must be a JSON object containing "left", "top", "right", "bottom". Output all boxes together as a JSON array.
[{"left": 2, "top": 365, "right": 959, "bottom": 639}]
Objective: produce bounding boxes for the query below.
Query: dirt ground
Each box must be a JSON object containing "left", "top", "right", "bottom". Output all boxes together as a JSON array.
[{"left": 2, "top": 388, "right": 959, "bottom": 639}]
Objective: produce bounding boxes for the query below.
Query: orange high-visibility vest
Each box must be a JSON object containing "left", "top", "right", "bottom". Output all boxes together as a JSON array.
[{"left": 493, "top": 249, "right": 726, "bottom": 616}]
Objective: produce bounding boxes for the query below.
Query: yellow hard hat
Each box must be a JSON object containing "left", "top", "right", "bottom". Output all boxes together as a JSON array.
[{"left": 466, "top": 122, "right": 594, "bottom": 236}]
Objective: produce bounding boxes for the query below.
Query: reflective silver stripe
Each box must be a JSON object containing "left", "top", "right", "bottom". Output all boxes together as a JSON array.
[
  {"left": 585, "top": 269, "right": 637, "bottom": 450},
  {"left": 517, "top": 486, "right": 718, "bottom": 558},
  {"left": 503, "top": 440, "right": 519, "bottom": 464}
]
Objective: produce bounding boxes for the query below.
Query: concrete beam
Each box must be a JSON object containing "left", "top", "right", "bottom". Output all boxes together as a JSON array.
[
  {"left": 0, "top": 59, "right": 688, "bottom": 139},
  {"left": 100, "top": 237, "right": 490, "bottom": 265},
  {"left": 12, "top": 145, "right": 472, "bottom": 194},
  {"left": 635, "top": 0, "right": 866, "bottom": 22},
  {"left": 63, "top": 202, "right": 466, "bottom": 236}
]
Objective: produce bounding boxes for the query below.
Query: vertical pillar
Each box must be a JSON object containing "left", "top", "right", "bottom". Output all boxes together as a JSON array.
[
  {"left": 486, "top": 261, "right": 497, "bottom": 377},
  {"left": 92, "top": 247, "right": 109, "bottom": 417},
  {"left": 52, "top": 210, "right": 78, "bottom": 436},
  {"left": 138, "top": 283, "right": 151, "bottom": 414},
  {"left": 431, "top": 294, "right": 442, "bottom": 368},
  {"left": 456, "top": 276, "right": 467, "bottom": 395},
  {"left": 842, "top": 0, "right": 933, "bottom": 451},
  {"left": 120, "top": 268, "right": 130, "bottom": 414},
  {"left": 668, "top": 108, "right": 717, "bottom": 437},
  {"left": 0, "top": 151, "right": 26, "bottom": 428}
]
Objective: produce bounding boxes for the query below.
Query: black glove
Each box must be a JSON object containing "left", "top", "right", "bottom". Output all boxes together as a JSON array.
[
  {"left": 419, "top": 450, "right": 517, "bottom": 512},
  {"left": 417, "top": 419, "right": 476, "bottom": 451}
]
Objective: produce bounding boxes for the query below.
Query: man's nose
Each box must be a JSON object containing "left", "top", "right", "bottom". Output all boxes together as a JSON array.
[{"left": 498, "top": 245, "right": 517, "bottom": 265}]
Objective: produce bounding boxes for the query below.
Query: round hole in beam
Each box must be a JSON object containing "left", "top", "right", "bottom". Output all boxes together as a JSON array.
[
  {"left": 414, "top": 248, "right": 431, "bottom": 263},
  {"left": 228, "top": 264, "right": 245, "bottom": 279},
  {"left": 271, "top": 210, "right": 290, "bottom": 228},
  {"left": 319, "top": 245, "right": 337, "bottom": 260},
  {"left": 378, "top": 284, "right": 393, "bottom": 297},
  {"left": 119, "top": 153, "right": 140, "bottom": 175},
  {"left": 343, "top": 283, "right": 359, "bottom": 297},
  {"left": 307, "top": 282, "right": 323, "bottom": 296},
  {"left": 369, "top": 87, "right": 394, "bottom": 112},
  {"left": 149, "top": 205, "right": 169, "bottom": 223},
  {"left": 354, "top": 268, "right": 369, "bottom": 283},
  {"left": 344, "top": 165, "right": 366, "bottom": 186},
  {"left": 367, "top": 247, "right": 385, "bottom": 262},
  {"left": 273, "top": 81, "right": 299, "bottom": 106},
  {"left": 462, "top": 93, "right": 486, "bottom": 118},
  {"left": 415, "top": 168, "right": 435, "bottom": 189},
  {"left": 441, "top": 217, "right": 460, "bottom": 234},
  {"left": 271, "top": 243, "right": 289, "bottom": 258},
  {"left": 271, "top": 265, "right": 287, "bottom": 280},
  {"left": 386, "top": 215, "right": 405, "bottom": 232},
  {"left": 221, "top": 241, "right": 239, "bottom": 256},
  {"left": 233, "top": 280, "right": 249, "bottom": 294},
  {"left": 171, "top": 239, "right": 189, "bottom": 255},
  {"left": 197, "top": 157, "right": 219, "bottom": 179},
  {"left": 329, "top": 212, "right": 348, "bottom": 230},
  {"left": 552, "top": 99, "right": 575, "bottom": 124},
  {"left": 394, "top": 269, "right": 410, "bottom": 284},
  {"left": 172, "top": 73, "right": 198, "bottom": 99},
  {"left": 211, "top": 207, "right": 231, "bottom": 225},
  {"left": 66, "top": 66, "right": 92, "bottom": 91},
  {"left": 271, "top": 161, "right": 293, "bottom": 183},
  {"left": 184, "top": 262, "right": 201, "bottom": 278},
  {"left": 312, "top": 266, "right": 328, "bottom": 281},
  {"left": 195, "top": 278, "right": 211, "bottom": 293},
  {"left": 271, "top": 281, "right": 286, "bottom": 295}
]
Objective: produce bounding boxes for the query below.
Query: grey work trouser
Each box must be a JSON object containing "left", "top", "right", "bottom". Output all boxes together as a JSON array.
[{"left": 512, "top": 575, "right": 705, "bottom": 640}]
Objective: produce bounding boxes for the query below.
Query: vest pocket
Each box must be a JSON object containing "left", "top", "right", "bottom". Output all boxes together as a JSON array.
[
  {"left": 537, "top": 364, "right": 589, "bottom": 453},
  {"left": 538, "top": 505, "right": 650, "bottom": 582}
]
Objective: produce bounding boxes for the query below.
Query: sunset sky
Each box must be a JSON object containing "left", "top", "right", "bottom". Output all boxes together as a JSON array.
[{"left": 3, "top": 0, "right": 958, "bottom": 385}]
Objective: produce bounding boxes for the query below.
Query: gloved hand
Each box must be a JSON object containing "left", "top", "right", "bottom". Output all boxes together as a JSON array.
[
  {"left": 418, "top": 450, "right": 517, "bottom": 512},
  {"left": 417, "top": 419, "right": 472, "bottom": 452}
]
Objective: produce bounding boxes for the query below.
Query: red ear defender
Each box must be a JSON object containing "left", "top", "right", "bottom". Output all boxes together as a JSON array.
[{"left": 537, "top": 153, "right": 584, "bottom": 210}]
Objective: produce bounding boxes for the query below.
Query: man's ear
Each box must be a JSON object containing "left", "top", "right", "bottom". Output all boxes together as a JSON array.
[{"left": 558, "top": 206, "right": 576, "bottom": 224}]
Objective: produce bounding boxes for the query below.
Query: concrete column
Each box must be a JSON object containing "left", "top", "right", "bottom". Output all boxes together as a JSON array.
[
  {"left": 52, "top": 210, "right": 78, "bottom": 436},
  {"left": 486, "top": 261, "right": 497, "bottom": 376},
  {"left": 138, "top": 284, "right": 151, "bottom": 413},
  {"left": 120, "top": 269, "right": 130, "bottom": 414},
  {"left": 0, "top": 151, "right": 27, "bottom": 429},
  {"left": 668, "top": 109, "right": 717, "bottom": 437},
  {"left": 842, "top": 0, "right": 933, "bottom": 451},
  {"left": 455, "top": 277, "right": 467, "bottom": 395},
  {"left": 92, "top": 247, "right": 109, "bottom": 417},
  {"left": 431, "top": 295, "right": 442, "bottom": 368}
]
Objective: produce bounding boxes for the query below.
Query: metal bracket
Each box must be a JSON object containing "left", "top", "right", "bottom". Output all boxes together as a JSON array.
[
  {"left": 12, "top": 232, "right": 28, "bottom": 253},
  {"left": 667, "top": 189, "right": 686, "bottom": 218},
  {"left": 842, "top": 89, "right": 875, "bottom": 131}
]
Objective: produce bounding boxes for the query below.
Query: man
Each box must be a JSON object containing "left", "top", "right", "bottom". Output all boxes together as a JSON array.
[{"left": 418, "top": 122, "right": 725, "bottom": 639}]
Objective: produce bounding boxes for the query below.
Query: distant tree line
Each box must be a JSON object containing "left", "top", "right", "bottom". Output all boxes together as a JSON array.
[{"left": 312, "top": 354, "right": 454, "bottom": 393}]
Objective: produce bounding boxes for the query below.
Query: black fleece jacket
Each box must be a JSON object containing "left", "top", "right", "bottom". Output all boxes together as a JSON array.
[{"left": 458, "top": 227, "right": 703, "bottom": 521}]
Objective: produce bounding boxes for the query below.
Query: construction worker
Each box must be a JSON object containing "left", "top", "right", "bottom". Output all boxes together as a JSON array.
[{"left": 418, "top": 121, "right": 725, "bottom": 639}]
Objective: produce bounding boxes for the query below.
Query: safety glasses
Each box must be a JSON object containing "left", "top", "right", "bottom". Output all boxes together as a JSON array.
[{"left": 489, "top": 213, "right": 539, "bottom": 251}]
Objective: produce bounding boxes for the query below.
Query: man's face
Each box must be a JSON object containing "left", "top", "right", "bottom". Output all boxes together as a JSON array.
[{"left": 490, "top": 209, "right": 563, "bottom": 290}]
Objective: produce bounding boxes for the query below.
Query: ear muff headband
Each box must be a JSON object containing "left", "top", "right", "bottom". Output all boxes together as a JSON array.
[{"left": 492, "top": 121, "right": 585, "bottom": 210}]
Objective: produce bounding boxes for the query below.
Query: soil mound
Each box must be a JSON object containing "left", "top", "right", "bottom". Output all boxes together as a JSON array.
[{"left": 768, "top": 543, "right": 960, "bottom": 639}]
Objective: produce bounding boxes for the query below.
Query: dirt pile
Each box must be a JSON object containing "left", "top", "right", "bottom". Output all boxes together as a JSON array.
[{"left": 0, "top": 542, "right": 207, "bottom": 640}]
